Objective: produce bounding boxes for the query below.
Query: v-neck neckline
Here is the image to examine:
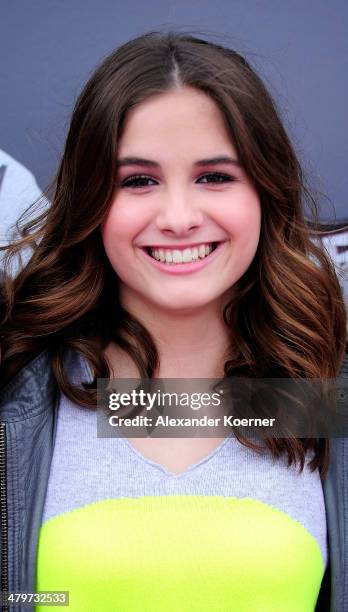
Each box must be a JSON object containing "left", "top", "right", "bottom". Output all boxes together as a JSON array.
[
  {"left": 120, "top": 434, "right": 233, "bottom": 479},
  {"left": 78, "top": 352, "right": 233, "bottom": 478}
]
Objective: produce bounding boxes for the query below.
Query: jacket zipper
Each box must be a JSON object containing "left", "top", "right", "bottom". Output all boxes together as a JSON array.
[{"left": 0, "top": 422, "right": 8, "bottom": 612}]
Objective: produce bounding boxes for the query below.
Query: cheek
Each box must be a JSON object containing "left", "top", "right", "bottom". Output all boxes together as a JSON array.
[
  {"left": 219, "top": 191, "right": 261, "bottom": 241},
  {"left": 101, "top": 200, "right": 147, "bottom": 248}
]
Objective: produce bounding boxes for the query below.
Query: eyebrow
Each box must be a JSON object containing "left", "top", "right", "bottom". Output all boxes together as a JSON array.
[{"left": 116, "top": 156, "right": 241, "bottom": 168}]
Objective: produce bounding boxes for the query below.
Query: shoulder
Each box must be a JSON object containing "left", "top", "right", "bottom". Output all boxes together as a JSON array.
[
  {"left": 0, "top": 347, "right": 91, "bottom": 419},
  {"left": 0, "top": 349, "right": 56, "bottom": 419}
]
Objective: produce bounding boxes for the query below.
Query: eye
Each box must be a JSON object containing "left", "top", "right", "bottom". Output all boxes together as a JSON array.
[
  {"left": 119, "top": 171, "right": 236, "bottom": 189},
  {"left": 197, "top": 172, "right": 236, "bottom": 184},
  {"left": 120, "top": 175, "right": 158, "bottom": 188}
]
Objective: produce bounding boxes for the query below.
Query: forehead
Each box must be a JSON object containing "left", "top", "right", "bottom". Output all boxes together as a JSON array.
[{"left": 117, "top": 86, "right": 236, "bottom": 158}]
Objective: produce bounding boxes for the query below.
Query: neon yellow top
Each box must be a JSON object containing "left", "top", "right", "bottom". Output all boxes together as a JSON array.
[
  {"left": 35, "top": 357, "right": 327, "bottom": 612},
  {"left": 36, "top": 495, "right": 324, "bottom": 611}
]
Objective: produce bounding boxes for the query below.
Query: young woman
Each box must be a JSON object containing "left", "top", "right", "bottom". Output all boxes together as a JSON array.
[{"left": 0, "top": 32, "right": 347, "bottom": 612}]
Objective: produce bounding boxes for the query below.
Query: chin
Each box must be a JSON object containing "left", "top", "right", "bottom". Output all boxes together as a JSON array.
[{"left": 150, "top": 294, "right": 218, "bottom": 313}]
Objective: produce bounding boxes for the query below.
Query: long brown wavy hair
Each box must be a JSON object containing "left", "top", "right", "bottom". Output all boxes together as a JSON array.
[{"left": 1, "top": 31, "right": 346, "bottom": 475}]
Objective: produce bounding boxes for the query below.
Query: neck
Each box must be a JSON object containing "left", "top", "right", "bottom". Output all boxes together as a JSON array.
[{"left": 108, "top": 290, "right": 233, "bottom": 379}]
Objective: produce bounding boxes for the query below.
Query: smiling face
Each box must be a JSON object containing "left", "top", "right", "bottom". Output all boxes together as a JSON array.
[{"left": 101, "top": 86, "right": 261, "bottom": 316}]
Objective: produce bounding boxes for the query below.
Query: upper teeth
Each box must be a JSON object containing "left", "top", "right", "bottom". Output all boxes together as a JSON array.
[{"left": 149, "top": 243, "right": 215, "bottom": 263}]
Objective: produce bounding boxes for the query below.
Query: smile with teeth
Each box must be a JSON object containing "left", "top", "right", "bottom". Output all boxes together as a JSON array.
[{"left": 146, "top": 242, "right": 218, "bottom": 264}]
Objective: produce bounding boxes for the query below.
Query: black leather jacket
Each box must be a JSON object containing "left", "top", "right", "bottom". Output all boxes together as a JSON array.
[{"left": 0, "top": 349, "right": 348, "bottom": 611}]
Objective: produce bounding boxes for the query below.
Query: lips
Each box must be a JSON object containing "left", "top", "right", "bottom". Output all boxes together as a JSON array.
[
  {"left": 143, "top": 241, "right": 221, "bottom": 251},
  {"left": 138, "top": 240, "right": 226, "bottom": 275}
]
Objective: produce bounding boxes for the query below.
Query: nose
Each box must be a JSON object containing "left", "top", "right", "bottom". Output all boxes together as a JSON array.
[{"left": 155, "top": 189, "right": 204, "bottom": 235}]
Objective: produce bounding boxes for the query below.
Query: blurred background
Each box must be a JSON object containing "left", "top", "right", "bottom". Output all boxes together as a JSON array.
[{"left": 0, "top": 0, "right": 347, "bottom": 296}]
